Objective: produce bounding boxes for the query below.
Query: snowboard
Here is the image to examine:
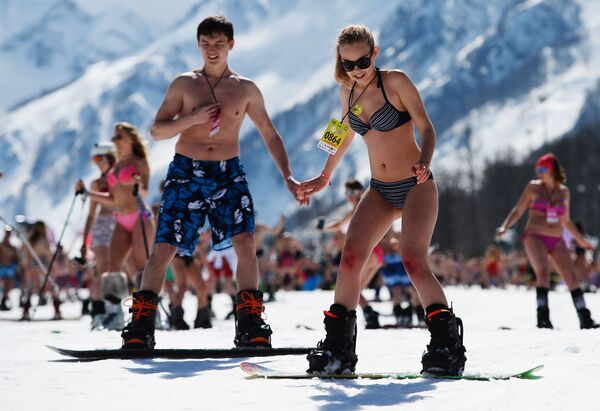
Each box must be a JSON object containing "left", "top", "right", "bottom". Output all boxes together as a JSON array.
[
  {"left": 240, "top": 361, "right": 544, "bottom": 381},
  {"left": 47, "top": 345, "right": 312, "bottom": 360}
]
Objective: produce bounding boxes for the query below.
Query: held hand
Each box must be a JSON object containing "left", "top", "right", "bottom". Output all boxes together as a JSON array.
[
  {"left": 75, "top": 179, "right": 86, "bottom": 194},
  {"left": 285, "top": 176, "right": 308, "bottom": 205},
  {"left": 579, "top": 238, "right": 595, "bottom": 251},
  {"left": 191, "top": 103, "right": 221, "bottom": 125},
  {"left": 298, "top": 175, "right": 330, "bottom": 204},
  {"left": 132, "top": 175, "right": 146, "bottom": 196},
  {"left": 495, "top": 226, "right": 507, "bottom": 241},
  {"left": 411, "top": 161, "right": 431, "bottom": 184}
]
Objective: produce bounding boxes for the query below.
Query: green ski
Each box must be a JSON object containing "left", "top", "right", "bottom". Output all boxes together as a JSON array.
[{"left": 240, "top": 362, "right": 544, "bottom": 381}]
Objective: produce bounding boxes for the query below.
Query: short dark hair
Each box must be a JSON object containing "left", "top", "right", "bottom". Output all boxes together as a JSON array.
[
  {"left": 345, "top": 179, "right": 364, "bottom": 191},
  {"left": 197, "top": 15, "right": 234, "bottom": 42}
]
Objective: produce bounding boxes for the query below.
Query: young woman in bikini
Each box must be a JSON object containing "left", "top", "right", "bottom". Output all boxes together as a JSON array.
[
  {"left": 76, "top": 123, "right": 154, "bottom": 330},
  {"left": 299, "top": 25, "right": 466, "bottom": 375},
  {"left": 496, "top": 153, "right": 597, "bottom": 329}
]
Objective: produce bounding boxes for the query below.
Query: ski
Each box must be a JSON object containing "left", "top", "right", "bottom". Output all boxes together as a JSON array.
[
  {"left": 240, "top": 362, "right": 544, "bottom": 381},
  {"left": 47, "top": 345, "right": 312, "bottom": 360}
]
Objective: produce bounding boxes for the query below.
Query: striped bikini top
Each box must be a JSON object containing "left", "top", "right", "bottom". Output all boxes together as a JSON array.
[
  {"left": 348, "top": 68, "right": 412, "bottom": 136},
  {"left": 530, "top": 188, "right": 566, "bottom": 216}
]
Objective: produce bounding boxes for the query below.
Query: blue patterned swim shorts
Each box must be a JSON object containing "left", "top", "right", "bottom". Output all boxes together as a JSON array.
[{"left": 155, "top": 154, "right": 255, "bottom": 254}]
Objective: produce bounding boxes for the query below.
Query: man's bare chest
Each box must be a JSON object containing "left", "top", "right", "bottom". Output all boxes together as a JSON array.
[{"left": 182, "top": 81, "right": 248, "bottom": 116}]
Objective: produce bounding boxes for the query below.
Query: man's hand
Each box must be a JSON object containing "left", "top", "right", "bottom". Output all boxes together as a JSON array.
[
  {"left": 190, "top": 103, "right": 221, "bottom": 126},
  {"left": 285, "top": 176, "right": 309, "bottom": 205},
  {"left": 298, "top": 175, "right": 330, "bottom": 205}
]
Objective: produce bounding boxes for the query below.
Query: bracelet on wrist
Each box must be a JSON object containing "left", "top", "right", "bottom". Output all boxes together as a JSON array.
[{"left": 320, "top": 171, "right": 332, "bottom": 186}]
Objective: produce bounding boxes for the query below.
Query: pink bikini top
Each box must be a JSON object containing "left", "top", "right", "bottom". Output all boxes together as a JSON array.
[
  {"left": 530, "top": 192, "right": 566, "bottom": 217},
  {"left": 107, "top": 164, "right": 139, "bottom": 187}
]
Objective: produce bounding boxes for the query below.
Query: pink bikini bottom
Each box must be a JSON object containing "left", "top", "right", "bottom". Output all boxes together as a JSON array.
[
  {"left": 522, "top": 231, "right": 563, "bottom": 253},
  {"left": 113, "top": 210, "right": 150, "bottom": 233}
]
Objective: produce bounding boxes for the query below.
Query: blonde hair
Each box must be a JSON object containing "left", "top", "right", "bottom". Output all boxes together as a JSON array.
[
  {"left": 335, "top": 25, "right": 375, "bottom": 88},
  {"left": 114, "top": 122, "right": 149, "bottom": 160}
]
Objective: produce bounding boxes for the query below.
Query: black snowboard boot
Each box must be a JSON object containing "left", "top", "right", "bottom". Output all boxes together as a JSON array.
[
  {"left": 307, "top": 303, "right": 358, "bottom": 374},
  {"left": 225, "top": 294, "right": 237, "bottom": 320},
  {"left": 234, "top": 290, "right": 272, "bottom": 347},
  {"left": 21, "top": 297, "right": 31, "bottom": 321},
  {"left": 537, "top": 307, "right": 553, "bottom": 329},
  {"left": 362, "top": 305, "right": 380, "bottom": 329},
  {"left": 90, "top": 300, "right": 106, "bottom": 330},
  {"left": 415, "top": 305, "right": 426, "bottom": 327},
  {"left": 394, "top": 302, "right": 413, "bottom": 328},
  {"left": 0, "top": 295, "right": 11, "bottom": 311},
  {"left": 52, "top": 298, "right": 62, "bottom": 320},
  {"left": 170, "top": 305, "right": 190, "bottom": 330},
  {"left": 80, "top": 298, "right": 90, "bottom": 316},
  {"left": 577, "top": 308, "right": 600, "bottom": 329},
  {"left": 207, "top": 294, "right": 215, "bottom": 318},
  {"left": 194, "top": 306, "right": 212, "bottom": 329},
  {"left": 421, "top": 304, "right": 467, "bottom": 376},
  {"left": 121, "top": 290, "right": 159, "bottom": 349}
]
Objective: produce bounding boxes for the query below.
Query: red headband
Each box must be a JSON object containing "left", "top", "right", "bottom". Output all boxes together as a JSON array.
[{"left": 536, "top": 154, "right": 555, "bottom": 173}]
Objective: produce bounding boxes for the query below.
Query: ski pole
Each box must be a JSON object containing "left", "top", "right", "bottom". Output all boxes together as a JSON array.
[{"left": 37, "top": 190, "right": 85, "bottom": 302}]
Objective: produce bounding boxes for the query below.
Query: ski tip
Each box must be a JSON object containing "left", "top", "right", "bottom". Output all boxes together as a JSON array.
[
  {"left": 46, "top": 345, "right": 61, "bottom": 353},
  {"left": 240, "top": 361, "right": 264, "bottom": 374},
  {"left": 240, "top": 361, "right": 271, "bottom": 378},
  {"left": 516, "top": 365, "right": 544, "bottom": 380}
]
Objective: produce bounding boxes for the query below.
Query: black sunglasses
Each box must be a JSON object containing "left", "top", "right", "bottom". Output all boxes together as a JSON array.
[
  {"left": 341, "top": 53, "right": 373, "bottom": 72},
  {"left": 111, "top": 134, "right": 123, "bottom": 142}
]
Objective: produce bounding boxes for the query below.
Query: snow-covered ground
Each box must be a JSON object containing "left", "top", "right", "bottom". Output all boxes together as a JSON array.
[{"left": 0, "top": 286, "right": 599, "bottom": 410}]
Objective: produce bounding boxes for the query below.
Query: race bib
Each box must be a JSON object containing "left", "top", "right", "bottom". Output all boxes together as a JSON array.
[
  {"left": 317, "top": 119, "right": 349, "bottom": 155},
  {"left": 546, "top": 206, "right": 559, "bottom": 224}
]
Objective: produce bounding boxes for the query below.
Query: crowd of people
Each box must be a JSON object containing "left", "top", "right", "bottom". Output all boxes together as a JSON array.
[
  {"left": 2, "top": 16, "right": 598, "bottom": 378},
  {"left": 1, "top": 204, "right": 597, "bottom": 320}
]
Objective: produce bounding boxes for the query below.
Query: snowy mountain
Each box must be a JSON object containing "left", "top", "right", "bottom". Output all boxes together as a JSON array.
[
  {"left": 0, "top": 0, "right": 599, "bottom": 241},
  {"left": 242, "top": 0, "right": 598, "bottom": 225},
  {"left": 0, "top": 0, "right": 159, "bottom": 111}
]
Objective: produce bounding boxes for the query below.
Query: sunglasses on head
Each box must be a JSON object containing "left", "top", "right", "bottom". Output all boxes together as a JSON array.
[{"left": 341, "top": 53, "right": 373, "bottom": 72}]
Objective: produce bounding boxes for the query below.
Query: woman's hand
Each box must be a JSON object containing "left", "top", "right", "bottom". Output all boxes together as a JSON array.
[
  {"left": 411, "top": 161, "right": 431, "bottom": 184},
  {"left": 298, "top": 175, "right": 330, "bottom": 205},
  {"left": 284, "top": 175, "right": 308, "bottom": 205},
  {"left": 495, "top": 226, "right": 507, "bottom": 241},
  {"left": 578, "top": 238, "right": 595, "bottom": 251},
  {"left": 75, "top": 180, "right": 86, "bottom": 194}
]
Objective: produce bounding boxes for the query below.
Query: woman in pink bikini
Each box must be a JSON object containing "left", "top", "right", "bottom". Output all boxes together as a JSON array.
[
  {"left": 496, "top": 153, "right": 597, "bottom": 329},
  {"left": 76, "top": 122, "right": 154, "bottom": 330}
]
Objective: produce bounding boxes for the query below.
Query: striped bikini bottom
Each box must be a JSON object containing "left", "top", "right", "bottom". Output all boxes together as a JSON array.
[{"left": 370, "top": 174, "right": 434, "bottom": 209}]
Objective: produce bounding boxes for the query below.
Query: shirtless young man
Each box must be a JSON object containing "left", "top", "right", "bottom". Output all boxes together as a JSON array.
[{"left": 121, "top": 15, "right": 302, "bottom": 349}]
